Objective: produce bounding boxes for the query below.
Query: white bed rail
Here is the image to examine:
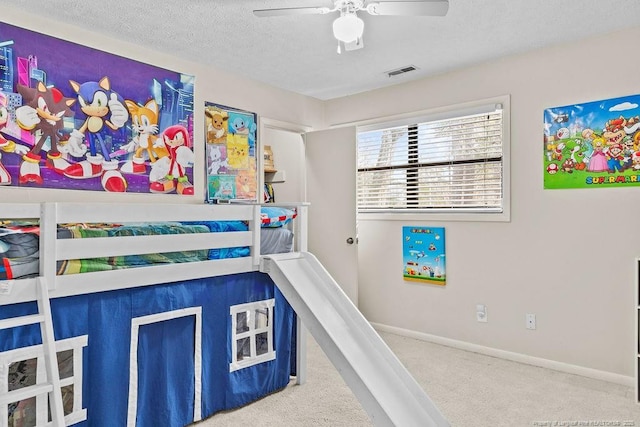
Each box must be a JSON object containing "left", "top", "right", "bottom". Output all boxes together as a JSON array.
[{"left": 0, "top": 202, "right": 308, "bottom": 306}]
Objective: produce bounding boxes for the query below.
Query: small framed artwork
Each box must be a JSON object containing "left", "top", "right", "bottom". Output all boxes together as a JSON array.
[
  {"left": 402, "top": 226, "right": 446, "bottom": 285},
  {"left": 204, "top": 102, "right": 258, "bottom": 203}
]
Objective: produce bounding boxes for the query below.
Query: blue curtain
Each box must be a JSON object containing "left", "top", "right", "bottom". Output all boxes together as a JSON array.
[
  {"left": 0, "top": 272, "right": 295, "bottom": 427},
  {"left": 136, "top": 316, "right": 195, "bottom": 427}
]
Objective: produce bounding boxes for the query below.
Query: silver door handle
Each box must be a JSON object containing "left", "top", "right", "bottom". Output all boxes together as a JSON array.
[{"left": 346, "top": 237, "right": 354, "bottom": 245}]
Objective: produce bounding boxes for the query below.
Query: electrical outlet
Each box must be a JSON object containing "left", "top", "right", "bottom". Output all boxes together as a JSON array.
[
  {"left": 476, "top": 304, "right": 487, "bottom": 322},
  {"left": 526, "top": 313, "right": 536, "bottom": 330}
]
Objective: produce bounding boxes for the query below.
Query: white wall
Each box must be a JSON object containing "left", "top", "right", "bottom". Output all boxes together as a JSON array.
[
  {"left": 325, "top": 26, "right": 640, "bottom": 378},
  {"left": 4, "top": 6, "right": 639, "bottom": 380},
  {"left": 262, "top": 128, "right": 305, "bottom": 203},
  {"left": 0, "top": 7, "right": 323, "bottom": 205}
]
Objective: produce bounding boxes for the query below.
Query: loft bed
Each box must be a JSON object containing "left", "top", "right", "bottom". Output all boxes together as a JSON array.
[{"left": 0, "top": 201, "right": 308, "bottom": 427}]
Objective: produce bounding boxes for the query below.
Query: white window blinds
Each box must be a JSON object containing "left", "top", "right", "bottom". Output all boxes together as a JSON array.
[{"left": 357, "top": 105, "right": 504, "bottom": 213}]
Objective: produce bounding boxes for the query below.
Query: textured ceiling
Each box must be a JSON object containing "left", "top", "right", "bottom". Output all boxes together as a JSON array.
[{"left": 5, "top": 0, "right": 640, "bottom": 100}]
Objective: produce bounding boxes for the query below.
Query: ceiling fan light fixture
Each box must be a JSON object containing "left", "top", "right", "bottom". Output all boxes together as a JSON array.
[{"left": 332, "top": 13, "right": 364, "bottom": 43}]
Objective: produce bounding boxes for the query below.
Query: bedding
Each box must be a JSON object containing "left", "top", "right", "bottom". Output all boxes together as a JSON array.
[
  {"left": 0, "top": 207, "right": 297, "bottom": 280},
  {"left": 261, "top": 227, "right": 294, "bottom": 255},
  {"left": 0, "top": 221, "right": 251, "bottom": 279},
  {"left": 261, "top": 206, "right": 297, "bottom": 228}
]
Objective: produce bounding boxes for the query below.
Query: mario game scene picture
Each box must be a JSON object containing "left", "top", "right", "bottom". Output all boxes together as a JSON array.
[
  {"left": 402, "top": 226, "right": 446, "bottom": 286},
  {"left": 543, "top": 94, "right": 640, "bottom": 189}
]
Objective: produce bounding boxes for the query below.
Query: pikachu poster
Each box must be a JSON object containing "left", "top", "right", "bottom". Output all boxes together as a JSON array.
[{"left": 204, "top": 102, "right": 257, "bottom": 202}]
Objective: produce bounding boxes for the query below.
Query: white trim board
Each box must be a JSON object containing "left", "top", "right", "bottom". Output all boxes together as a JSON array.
[{"left": 371, "top": 322, "right": 633, "bottom": 387}]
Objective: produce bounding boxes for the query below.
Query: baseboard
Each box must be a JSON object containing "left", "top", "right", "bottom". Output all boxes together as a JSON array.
[{"left": 371, "top": 322, "right": 634, "bottom": 387}]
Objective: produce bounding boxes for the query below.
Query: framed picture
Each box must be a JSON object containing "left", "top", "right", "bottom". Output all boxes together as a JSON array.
[
  {"left": 204, "top": 102, "right": 258, "bottom": 203},
  {"left": 0, "top": 22, "right": 194, "bottom": 194},
  {"left": 543, "top": 94, "right": 640, "bottom": 189},
  {"left": 402, "top": 226, "right": 446, "bottom": 285}
]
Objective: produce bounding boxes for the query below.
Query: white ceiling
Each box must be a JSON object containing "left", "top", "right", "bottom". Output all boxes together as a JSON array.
[{"left": 7, "top": 0, "right": 640, "bottom": 100}]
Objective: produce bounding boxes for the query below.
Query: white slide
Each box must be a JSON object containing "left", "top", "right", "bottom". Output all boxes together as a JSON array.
[{"left": 260, "top": 252, "right": 449, "bottom": 427}]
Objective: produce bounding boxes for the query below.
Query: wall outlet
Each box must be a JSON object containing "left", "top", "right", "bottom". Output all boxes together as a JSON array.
[
  {"left": 476, "top": 304, "right": 487, "bottom": 322},
  {"left": 526, "top": 313, "right": 536, "bottom": 330}
]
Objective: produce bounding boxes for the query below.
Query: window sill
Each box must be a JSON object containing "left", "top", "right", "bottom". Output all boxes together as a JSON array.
[{"left": 357, "top": 210, "right": 510, "bottom": 223}]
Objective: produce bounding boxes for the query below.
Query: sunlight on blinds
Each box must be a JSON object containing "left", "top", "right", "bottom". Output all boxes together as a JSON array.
[{"left": 357, "top": 107, "right": 503, "bottom": 212}]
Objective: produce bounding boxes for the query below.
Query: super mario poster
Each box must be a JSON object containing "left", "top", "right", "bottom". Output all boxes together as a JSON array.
[
  {"left": 544, "top": 94, "right": 640, "bottom": 189},
  {"left": 204, "top": 102, "right": 257, "bottom": 203},
  {"left": 0, "top": 22, "right": 195, "bottom": 194},
  {"left": 402, "top": 226, "right": 446, "bottom": 285}
]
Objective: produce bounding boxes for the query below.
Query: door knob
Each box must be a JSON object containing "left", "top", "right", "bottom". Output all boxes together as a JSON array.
[{"left": 346, "top": 237, "right": 354, "bottom": 245}]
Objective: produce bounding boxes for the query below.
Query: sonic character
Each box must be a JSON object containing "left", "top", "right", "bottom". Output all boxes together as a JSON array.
[
  {"left": 0, "top": 91, "right": 30, "bottom": 184},
  {"left": 14, "top": 83, "right": 76, "bottom": 184},
  {"left": 63, "top": 76, "right": 129, "bottom": 192},
  {"left": 149, "top": 124, "right": 194, "bottom": 195}
]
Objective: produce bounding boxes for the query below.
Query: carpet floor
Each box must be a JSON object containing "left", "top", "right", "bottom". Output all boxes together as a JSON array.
[{"left": 195, "top": 331, "right": 640, "bottom": 426}]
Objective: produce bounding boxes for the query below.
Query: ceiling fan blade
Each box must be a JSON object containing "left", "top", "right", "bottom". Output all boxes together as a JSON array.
[
  {"left": 366, "top": 0, "right": 449, "bottom": 16},
  {"left": 253, "top": 6, "right": 332, "bottom": 17}
]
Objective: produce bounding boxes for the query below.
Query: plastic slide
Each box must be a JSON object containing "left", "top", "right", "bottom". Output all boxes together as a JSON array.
[{"left": 260, "top": 252, "right": 449, "bottom": 427}]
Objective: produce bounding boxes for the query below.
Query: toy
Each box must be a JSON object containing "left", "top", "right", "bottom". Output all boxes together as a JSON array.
[
  {"left": 63, "top": 77, "right": 129, "bottom": 192},
  {"left": 121, "top": 99, "right": 168, "bottom": 174},
  {"left": 14, "top": 83, "right": 76, "bottom": 184},
  {"left": 149, "top": 125, "right": 194, "bottom": 195}
]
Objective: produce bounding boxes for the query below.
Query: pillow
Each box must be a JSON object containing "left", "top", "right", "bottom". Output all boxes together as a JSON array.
[{"left": 261, "top": 207, "right": 297, "bottom": 228}]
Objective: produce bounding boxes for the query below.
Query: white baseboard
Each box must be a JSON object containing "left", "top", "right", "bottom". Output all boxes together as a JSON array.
[{"left": 371, "top": 322, "right": 634, "bottom": 387}]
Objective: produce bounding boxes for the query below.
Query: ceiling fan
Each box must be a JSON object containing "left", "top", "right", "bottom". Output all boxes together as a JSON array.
[{"left": 253, "top": 0, "right": 449, "bottom": 53}]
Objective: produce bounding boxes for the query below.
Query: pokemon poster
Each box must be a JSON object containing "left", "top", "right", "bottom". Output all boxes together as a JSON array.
[
  {"left": 544, "top": 94, "right": 640, "bottom": 189},
  {"left": 0, "top": 22, "right": 195, "bottom": 194},
  {"left": 205, "top": 102, "right": 257, "bottom": 203},
  {"left": 402, "top": 226, "right": 446, "bottom": 285}
]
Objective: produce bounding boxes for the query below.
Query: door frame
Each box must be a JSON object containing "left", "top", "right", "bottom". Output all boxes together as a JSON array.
[{"left": 258, "top": 117, "right": 312, "bottom": 201}]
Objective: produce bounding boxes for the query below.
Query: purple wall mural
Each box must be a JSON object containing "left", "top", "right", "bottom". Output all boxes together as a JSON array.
[{"left": 0, "top": 22, "right": 195, "bottom": 194}]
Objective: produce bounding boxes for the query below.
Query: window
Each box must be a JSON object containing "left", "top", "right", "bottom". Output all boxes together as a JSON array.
[
  {"left": 357, "top": 98, "right": 509, "bottom": 220},
  {"left": 229, "top": 299, "right": 276, "bottom": 372},
  {"left": 0, "top": 336, "right": 88, "bottom": 426}
]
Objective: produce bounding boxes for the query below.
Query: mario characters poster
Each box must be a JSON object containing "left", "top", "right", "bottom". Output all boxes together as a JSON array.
[
  {"left": 544, "top": 94, "right": 640, "bottom": 189},
  {"left": 402, "top": 226, "right": 446, "bottom": 286},
  {"left": 0, "top": 22, "right": 194, "bottom": 194},
  {"left": 205, "top": 102, "right": 257, "bottom": 203}
]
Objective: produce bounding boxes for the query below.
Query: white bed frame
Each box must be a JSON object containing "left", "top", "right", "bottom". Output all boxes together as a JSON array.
[
  {"left": 0, "top": 201, "right": 309, "bottom": 426},
  {"left": 0, "top": 201, "right": 308, "bottom": 305}
]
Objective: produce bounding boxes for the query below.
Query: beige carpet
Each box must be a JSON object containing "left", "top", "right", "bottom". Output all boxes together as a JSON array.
[{"left": 194, "top": 331, "right": 640, "bottom": 426}]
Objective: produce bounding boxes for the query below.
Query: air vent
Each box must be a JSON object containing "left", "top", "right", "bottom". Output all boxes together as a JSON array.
[{"left": 386, "top": 65, "right": 418, "bottom": 77}]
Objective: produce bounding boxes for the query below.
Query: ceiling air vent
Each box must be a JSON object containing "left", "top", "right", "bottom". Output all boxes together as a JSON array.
[{"left": 386, "top": 65, "right": 418, "bottom": 77}]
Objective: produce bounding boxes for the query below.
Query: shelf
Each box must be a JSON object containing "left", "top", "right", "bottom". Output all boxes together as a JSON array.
[{"left": 265, "top": 170, "right": 286, "bottom": 183}]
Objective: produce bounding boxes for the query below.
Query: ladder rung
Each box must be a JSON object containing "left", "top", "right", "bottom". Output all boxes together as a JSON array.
[
  {"left": 0, "top": 382, "right": 54, "bottom": 405},
  {"left": 0, "top": 314, "right": 46, "bottom": 330}
]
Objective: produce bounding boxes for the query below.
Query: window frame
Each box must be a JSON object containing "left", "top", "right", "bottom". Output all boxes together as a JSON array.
[
  {"left": 0, "top": 336, "right": 88, "bottom": 427},
  {"left": 229, "top": 299, "right": 276, "bottom": 372},
  {"left": 356, "top": 95, "right": 511, "bottom": 223}
]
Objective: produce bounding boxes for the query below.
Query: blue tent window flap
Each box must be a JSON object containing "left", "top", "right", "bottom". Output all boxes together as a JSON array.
[{"left": 128, "top": 307, "right": 203, "bottom": 427}]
